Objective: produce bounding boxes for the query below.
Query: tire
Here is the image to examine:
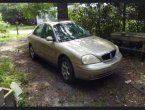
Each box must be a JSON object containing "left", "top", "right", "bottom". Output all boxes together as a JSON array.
[
  {"left": 59, "top": 57, "right": 76, "bottom": 84},
  {"left": 29, "top": 44, "right": 37, "bottom": 60}
]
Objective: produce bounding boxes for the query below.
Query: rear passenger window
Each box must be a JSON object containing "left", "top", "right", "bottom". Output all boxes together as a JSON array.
[{"left": 33, "top": 24, "right": 45, "bottom": 37}]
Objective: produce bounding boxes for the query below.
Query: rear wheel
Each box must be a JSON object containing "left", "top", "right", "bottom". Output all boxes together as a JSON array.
[
  {"left": 29, "top": 45, "right": 37, "bottom": 60},
  {"left": 59, "top": 57, "right": 76, "bottom": 84}
]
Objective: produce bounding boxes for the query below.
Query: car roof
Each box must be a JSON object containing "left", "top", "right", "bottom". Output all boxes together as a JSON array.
[{"left": 44, "top": 20, "right": 74, "bottom": 26}]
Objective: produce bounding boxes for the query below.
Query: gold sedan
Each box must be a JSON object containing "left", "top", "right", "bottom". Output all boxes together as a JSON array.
[{"left": 28, "top": 21, "right": 122, "bottom": 84}]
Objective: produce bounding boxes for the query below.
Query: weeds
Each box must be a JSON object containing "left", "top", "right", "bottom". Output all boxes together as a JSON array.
[
  {"left": 0, "top": 58, "right": 27, "bottom": 106},
  {"left": 0, "top": 33, "right": 27, "bottom": 42},
  {"left": 0, "top": 58, "right": 25, "bottom": 87}
]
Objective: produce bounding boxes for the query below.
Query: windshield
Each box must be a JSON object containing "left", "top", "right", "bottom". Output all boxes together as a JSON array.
[{"left": 53, "top": 22, "right": 91, "bottom": 42}]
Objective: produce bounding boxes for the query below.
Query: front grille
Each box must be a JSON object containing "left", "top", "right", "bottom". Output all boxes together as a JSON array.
[{"left": 102, "top": 50, "right": 116, "bottom": 61}]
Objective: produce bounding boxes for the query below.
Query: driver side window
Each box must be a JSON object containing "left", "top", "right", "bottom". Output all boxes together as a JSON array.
[{"left": 43, "top": 24, "right": 54, "bottom": 39}]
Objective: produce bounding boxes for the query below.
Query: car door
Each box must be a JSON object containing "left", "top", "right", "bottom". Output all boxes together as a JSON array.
[
  {"left": 38, "top": 24, "right": 58, "bottom": 64},
  {"left": 31, "top": 23, "right": 46, "bottom": 57}
]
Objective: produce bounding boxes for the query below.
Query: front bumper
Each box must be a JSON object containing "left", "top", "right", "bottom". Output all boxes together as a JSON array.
[{"left": 73, "top": 52, "right": 122, "bottom": 80}]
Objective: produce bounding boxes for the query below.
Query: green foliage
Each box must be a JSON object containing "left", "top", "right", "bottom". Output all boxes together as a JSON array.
[
  {"left": 16, "top": 3, "right": 53, "bottom": 19},
  {"left": 0, "top": 25, "right": 34, "bottom": 42},
  {"left": 125, "top": 3, "right": 145, "bottom": 32},
  {"left": 0, "top": 14, "right": 10, "bottom": 33},
  {"left": 48, "top": 7, "right": 57, "bottom": 20},
  {"left": 0, "top": 3, "right": 36, "bottom": 25},
  {"left": 17, "top": 97, "right": 26, "bottom": 107},
  {"left": 0, "top": 3, "right": 22, "bottom": 24},
  {"left": 69, "top": 3, "right": 145, "bottom": 38},
  {"left": 0, "top": 33, "right": 27, "bottom": 42},
  {"left": 9, "top": 25, "right": 36, "bottom": 31},
  {"left": 0, "top": 3, "right": 55, "bottom": 24},
  {"left": 0, "top": 58, "right": 25, "bottom": 88},
  {"left": 69, "top": 3, "right": 121, "bottom": 38},
  {"left": 0, "top": 58, "right": 27, "bottom": 107}
]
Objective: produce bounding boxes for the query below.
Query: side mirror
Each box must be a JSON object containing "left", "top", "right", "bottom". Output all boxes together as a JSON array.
[{"left": 46, "top": 36, "right": 53, "bottom": 41}]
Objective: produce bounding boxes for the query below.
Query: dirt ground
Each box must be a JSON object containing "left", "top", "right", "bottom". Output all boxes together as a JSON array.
[{"left": 0, "top": 38, "right": 145, "bottom": 106}]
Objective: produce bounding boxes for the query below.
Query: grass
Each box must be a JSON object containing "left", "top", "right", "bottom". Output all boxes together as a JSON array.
[
  {"left": 0, "top": 33, "right": 28, "bottom": 42},
  {"left": 0, "top": 58, "right": 28, "bottom": 106},
  {"left": 9, "top": 25, "right": 36, "bottom": 31},
  {"left": 0, "top": 58, "right": 26, "bottom": 88},
  {"left": 0, "top": 24, "right": 35, "bottom": 42}
]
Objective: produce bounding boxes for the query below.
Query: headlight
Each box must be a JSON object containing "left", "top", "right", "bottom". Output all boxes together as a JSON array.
[
  {"left": 82, "top": 55, "right": 100, "bottom": 64},
  {"left": 115, "top": 45, "right": 119, "bottom": 53}
]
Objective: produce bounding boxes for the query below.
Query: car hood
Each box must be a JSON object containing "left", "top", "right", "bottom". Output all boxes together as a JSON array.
[{"left": 61, "top": 36, "right": 116, "bottom": 57}]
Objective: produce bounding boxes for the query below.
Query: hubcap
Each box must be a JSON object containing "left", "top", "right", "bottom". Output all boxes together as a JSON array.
[
  {"left": 61, "top": 61, "right": 70, "bottom": 80},
  {"left": 30, "top": 47, "right": 35, "bottom": 58}
]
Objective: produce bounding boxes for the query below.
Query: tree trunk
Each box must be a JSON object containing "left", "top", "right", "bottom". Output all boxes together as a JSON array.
[
  {"left": 122, "top": 3, "right": 126, "bottom": 32},
  {"left": 144, "top": 20, "right": 145, "bottom": 32},
  {"left": 98, "top": 3, "right": 101, "bottom": 36},
  {"left": 57, "top": 3, "right": 68, "bottom": 20}
]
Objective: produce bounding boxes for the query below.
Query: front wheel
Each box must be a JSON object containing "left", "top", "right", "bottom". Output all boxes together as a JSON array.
[
  {"left": 59, "top": 57, "right": 76, "bottom": 84},
  {"left": 29, "top": 45, "right": 37, "bottom": 60}
]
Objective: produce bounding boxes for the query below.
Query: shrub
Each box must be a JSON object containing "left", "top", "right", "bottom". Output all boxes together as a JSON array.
[{"left": 0, "top": 14, "right": 10, "bottom": 33}]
